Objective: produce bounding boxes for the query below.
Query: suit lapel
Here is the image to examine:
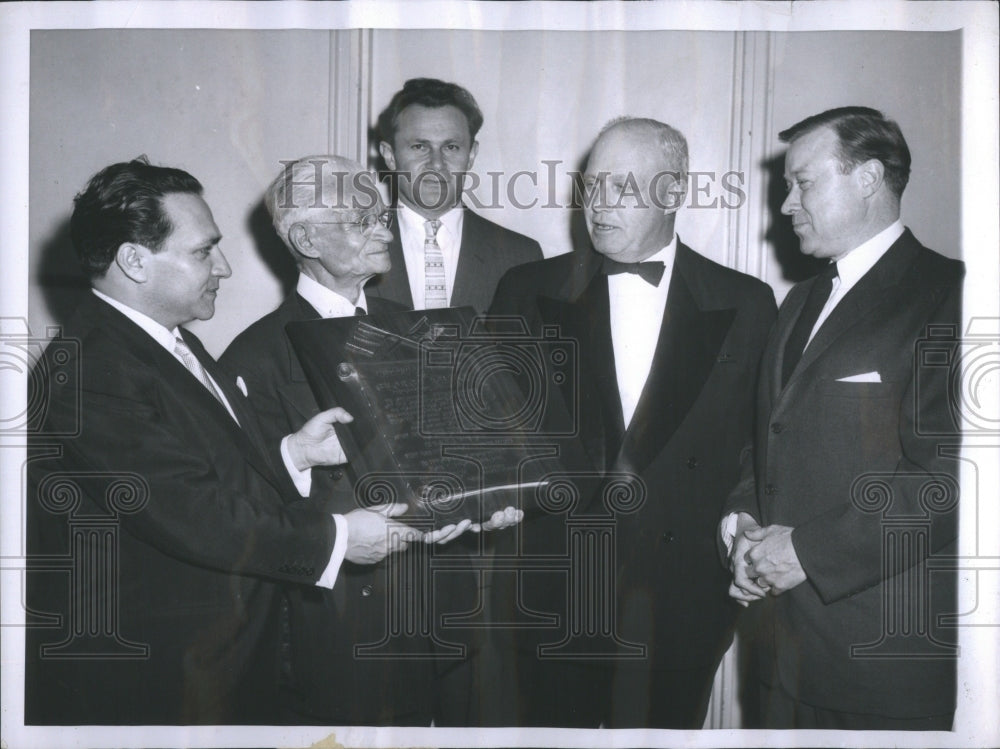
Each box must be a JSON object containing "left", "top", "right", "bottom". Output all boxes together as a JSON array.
[
  {"left": 617, "top": 248, "right": 736, "bottom": 475},
  {"left": 366, "top": 223, "right": 414, "bottom": 308},
  {"left": 275, "top": 294, "right": 322, "bottom": 423},
  {"left": 537, "top": 257, "right": 622, "bottom": 472},
  {"left": 178, "top": 329, "right": 281, "bottom": 483},
  {"left": 452, "top": 209, "right": 488, "bottom": 309},
  {"left": 782, "top": 230, "right": 921, "bottom": 393}
]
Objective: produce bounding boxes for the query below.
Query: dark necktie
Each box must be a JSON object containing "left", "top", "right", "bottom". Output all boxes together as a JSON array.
[
  {"left": 782, "top": 262, "right": 839, "bottom": 386},
  {"left": 354, "top": 306, "right": 367, "bottom": 316},
  {"left": 600, "top": 256, "right": 666, "bottom": 287}
]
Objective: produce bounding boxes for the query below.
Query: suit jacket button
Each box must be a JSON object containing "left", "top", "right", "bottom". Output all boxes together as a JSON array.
[
  {"left": 770, "top": 423, "right": 783, "bottom": 433},
  {"left": 764, "top": 484, "right": 777, "bottom": 495},
  {"left": 332, "top": 468, "right": 344, "bottom": 480},
  {"left": 361, "top": 585, "right": 374, "bottom": 597},
  {"left": 686, "top": 457, "right": 699, "bottom": 469},
  {"left": 662, "top": 531, "right": 675, "bottom": 543}
]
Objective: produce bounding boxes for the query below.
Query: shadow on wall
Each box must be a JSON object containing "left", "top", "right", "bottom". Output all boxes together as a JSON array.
[
  {"left": 247, "top": 197, "right": 297, "bottom": 299},
  {"left": 762, "top": 153, "right": 827, "bottom": 284},
  {"left": 37, "top": 215, "right": 90, "bottom": 329}
]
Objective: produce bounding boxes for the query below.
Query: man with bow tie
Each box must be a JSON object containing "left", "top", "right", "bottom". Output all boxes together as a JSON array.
[
  {"left": 722, "top": 107, "right": 963, "bottom": 729},
  {"left": 489, "top": 117, "right": 776, "bottom": 727}
]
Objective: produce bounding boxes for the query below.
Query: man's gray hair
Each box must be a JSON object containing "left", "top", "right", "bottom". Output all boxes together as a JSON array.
[
  {"left": 265, "top": 154, "right": 373, "bottom": 247},
  {"left": 599, "top": 117, "right": 689, "bottom": 183}
]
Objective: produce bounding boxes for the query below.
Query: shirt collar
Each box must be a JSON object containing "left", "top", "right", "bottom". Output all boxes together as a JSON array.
[
  {"left": 296, "top": 273, "right": 368, "bottom": 318},
  {"left": 91, "top": 288, "right": 182, "bottom": 352},
  {"left": 644, "top": 234, "right": 678, "bottom": 270},
  {"left": 397, "top": 202, "right": 463, "bottom": 242},
  {"left": 834, "top": 220, "right": 904, "bottom": 287}
]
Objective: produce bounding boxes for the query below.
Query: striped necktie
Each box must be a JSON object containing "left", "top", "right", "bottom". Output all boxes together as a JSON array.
[
  {"left": 174, "top": 336, "right": 228, "bottom": 409},
  {"left": 423, "top": 219, "right": 447, "bottom": 309}
]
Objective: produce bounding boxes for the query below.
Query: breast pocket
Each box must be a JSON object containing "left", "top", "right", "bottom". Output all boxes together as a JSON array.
[{"left": 814, "top": 379, "right": 904, "bottom": 462}]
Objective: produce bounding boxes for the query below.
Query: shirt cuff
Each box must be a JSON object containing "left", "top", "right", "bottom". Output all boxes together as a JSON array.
[
  {"left": 280, "top": 435, "right": 313, "bottom": 497},
  {"left": 720, "top": 512, "right": 740, "bottom": 557},
  {"left": 315, "top": 514, "right": 349, "bottom": 589}
]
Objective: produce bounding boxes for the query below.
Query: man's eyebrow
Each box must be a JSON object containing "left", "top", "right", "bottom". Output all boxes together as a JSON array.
[{"left": 195, "top": 235, "right": 222, "bottom": 250}]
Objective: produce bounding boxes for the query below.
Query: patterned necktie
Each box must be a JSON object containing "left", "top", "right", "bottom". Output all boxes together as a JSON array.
[
  {"left": 781, "top": 262, "right": 839, "bottom": 387},
  {"left": 600, "top": 256, "right": 666, "bottom": 286},
  {"left": 174, "top": 336, "right": 227, "bottom": 408},
  {"left": 423, "top": 219, "right": 447, "bottom": 309}
]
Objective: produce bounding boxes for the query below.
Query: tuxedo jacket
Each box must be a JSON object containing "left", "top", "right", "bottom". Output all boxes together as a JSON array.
[
  {"left": 25, "top": 294, "right": 337, "bottom": 725},
  {"left": 220, "top": 292, "right": 436, "bottom": 724},
  {"left": 724, "top": 230, "right": 964, "bottom": 717},
  {"left": 490, "top": 241, "right": 777, "bottom": 670},
  {"left": 364, "top": 205, "right": 543, "bottom": 312}
]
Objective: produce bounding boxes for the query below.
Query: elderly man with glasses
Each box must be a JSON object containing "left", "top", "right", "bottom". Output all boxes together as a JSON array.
[{"left": 222, "top": 154, "right": 465, "bottom": 725}]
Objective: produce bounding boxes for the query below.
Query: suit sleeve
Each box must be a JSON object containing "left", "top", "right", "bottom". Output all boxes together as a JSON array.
[
  {"left": 50, "top": 354, "right": 336, "bottom": 586},
  {"left": 790, "top": 282, "right": 961, "bottom": 603}
]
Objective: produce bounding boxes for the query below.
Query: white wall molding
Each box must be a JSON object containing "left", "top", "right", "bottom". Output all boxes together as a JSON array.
[
  {"left": 726, "top": 30, "right": 775, "bottom": 283},
  {"left": 329, "top": 28, "right": 373, "bottom": 163}
]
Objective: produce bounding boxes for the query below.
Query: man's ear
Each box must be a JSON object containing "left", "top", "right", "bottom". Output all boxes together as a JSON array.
[
  {"left": 288, "top": 223, "right": 319, "bottom": 259},
  {"left": 856, "top": 159, "right": 885, "bottom": 198},
  {"left": 466, "top": 140, "right": 479, "bottom": 170},
  {"left": 654, "top": 171, "right": 688, "bottom": 214},
  {"left": 379, "top": 141, "right": 397, "bottom": 171},
  {"left": 114, "top": 243, "right": 148, "bottom": 283}
]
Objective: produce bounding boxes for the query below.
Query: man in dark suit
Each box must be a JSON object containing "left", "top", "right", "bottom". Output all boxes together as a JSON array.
[
  {"left": 25, "top": 158, "right": 433, "bottom": 725},
  {"left": 221, "top": 154, "right": 492, "bottom": 724},
  {"left": 489, "top": 117, "right": 777, "bottom": 728},
  {"left": 723, "top": 107, "right": 963, "bottom": 729},
  {"left": 366, "top": 77, "right": 543, "bottom": 313}
]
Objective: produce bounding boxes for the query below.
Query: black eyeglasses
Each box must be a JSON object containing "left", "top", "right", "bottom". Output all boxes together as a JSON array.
[{"left": 316, "top": 210, "right": 394, "bottom": 234}]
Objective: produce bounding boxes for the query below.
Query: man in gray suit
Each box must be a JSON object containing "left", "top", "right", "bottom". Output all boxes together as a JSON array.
[
  {"left": 367, "top": 77, "right": 543, "bottom": 313},
  {"left": 723, "top": 106, "right": 962, "bottom": 730}
]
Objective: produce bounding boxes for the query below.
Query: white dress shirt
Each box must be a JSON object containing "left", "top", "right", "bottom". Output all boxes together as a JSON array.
[
  {"left": 805, "top": 220, "right": 905, "bottom": 345},
  {"left": 396, "top": 202, "right": 464, "bottom": 309},
  {"left": 92, "top": 288, "right": 346, "bottom": 589},
  {"left": 296, "top": 272, "right": 368, "bottom": 318},
  {"left": 93, "top": 289, "right": 241, "bottom": 424},
  {"left": 607, "top": 237, "right": 677, "bottom": 428}
]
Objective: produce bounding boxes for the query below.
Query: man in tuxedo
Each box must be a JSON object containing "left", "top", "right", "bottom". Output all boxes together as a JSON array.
[
  {"left": 366, "top": 77, "right": 543, "bottom": 313},
  {"left": 489, "top": 117, "right": 777, "bottom": 727},
  {"left": 221, "top": 154, "right": 508, "bottom": 724},
  {"left": 25, "top": 158, "right": 435, "bottom": 725},
  {"left": 723, "top": 107, "right": 963, "bottom": 729}
]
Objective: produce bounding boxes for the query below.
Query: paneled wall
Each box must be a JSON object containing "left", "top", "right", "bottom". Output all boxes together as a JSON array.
[
  {"left": 26, "top": 28, "right": 962, "bottom": 729},
  {"left": 30, "top": 29, "right": 960, "bottom": 356}
]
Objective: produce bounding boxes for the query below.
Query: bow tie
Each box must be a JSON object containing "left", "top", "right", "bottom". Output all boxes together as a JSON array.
[{"left": 600, "top": 257, "right": 666, "bottom": 286}]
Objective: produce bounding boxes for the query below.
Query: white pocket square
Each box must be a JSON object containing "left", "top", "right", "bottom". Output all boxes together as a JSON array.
[
  {"left": 836, "top": 371, "right": 881, "bottom": 383},
  {"left": 235, "top": 376, "right": 248, "bottom": 396}
]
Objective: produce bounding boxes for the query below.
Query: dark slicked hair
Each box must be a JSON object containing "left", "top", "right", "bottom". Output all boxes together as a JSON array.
[
  {"left": 70, "top": 156, "right": 203, "bottom": 280},
  {"left": 779, "top": 106, "right": 911, "bottom": 198},
  {"left": 377, "top": 78, "right": 484, "bottom": 145}
]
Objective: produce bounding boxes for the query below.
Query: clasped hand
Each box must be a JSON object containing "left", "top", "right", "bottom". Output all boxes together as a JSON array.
[{"left": 728, "top": 514, "right": 806, "bottom": 605}]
